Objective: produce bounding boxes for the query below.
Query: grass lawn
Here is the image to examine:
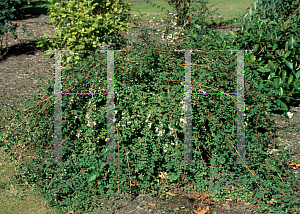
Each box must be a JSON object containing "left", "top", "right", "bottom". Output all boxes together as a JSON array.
[
  {"left": 123, "top": 0, "right": 258, "bottom": 25},
  {"left": 20, "top": 0, "right": 257, "bottom": 25}
]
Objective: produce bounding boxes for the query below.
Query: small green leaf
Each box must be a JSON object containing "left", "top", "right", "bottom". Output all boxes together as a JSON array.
[
  {"left": 282, "top": 70, "right": 287, "bottom": 79},
  {"left": 275, "top": 50, "right": 282, "bottom": 57},
  {"left": 284, "top": 60, "right": 293, "bottom": 71},
  {"left": 285, "top": 41, "right": 289, "bottom": 52},
  {"left": 258, "top": 29, "right": 263, "bottom": 38},
  {"left": 263, "top": 80, "right": 275, "bottom": 87},
  {"left": 272, "top": 43, "right": 278, "bottom": 51},
  {"left": 194, "top": 24, "right": 201, "bottom": 29},
  {"left": 274, "top": 77, "right": 280, "bottom": 87},
  {"left": 284, "top": 50, "right": 291, "bottom": 58},
  {"left": 288, "top": 75, "right": 294, "bottom": 84},
  {"left": 270, "top": 72, "right": 278, "bottom": 80},
  {"left": 280, "top": 87, "right": 283, "bottom": 97},
  {"left": 258, "top": 66, "right": 270, "bottom": 73},
  {"left": 88, "top": 173, "right": 99, "bottom": 182},
  {"left": 253, "top": 44, "right": 259, "bottom": 52},
  {"left": 289, "top": 37, "right": 295, "bottom": 49},
  {"left": 296, "top": 70, "right": 300, "bottom": 79},
  {"left": 268, "top": 60, "right": 275, "bottom": 72},
  {"left": 275, "top": 99, "right": 288, "bottom": 111}
]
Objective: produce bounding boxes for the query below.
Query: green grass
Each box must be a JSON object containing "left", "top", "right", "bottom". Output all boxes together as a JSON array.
[
  {"left": 0, "top": 148, "right": 65, "bottom": 214},
  {"left": 20, "top": 0, "right": 257, "bottom": 26},
  {"left": 124, "top": 0, "right": 258, "bottom": 25}
]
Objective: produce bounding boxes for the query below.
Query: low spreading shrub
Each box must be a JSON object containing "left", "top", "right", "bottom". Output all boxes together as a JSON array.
[{"left": 0, "top": 0, "right": 299, "bottom": 213}]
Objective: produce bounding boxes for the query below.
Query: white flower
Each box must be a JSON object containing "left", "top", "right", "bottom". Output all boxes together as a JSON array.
[
  {"left": 180, "top": 118, "right": 185, "bottom": 123},
  {"left": 287, "top": 112, "right": 294, "bottom": 119},
  {"left": 145, "top": 111, "right": 152, "bottom": 123},
  {"left": 157, "top": 129, "right": 165, "bottom": 136},
  {"left": 163, "top": 144, "right": 168, "bottom": 153}
]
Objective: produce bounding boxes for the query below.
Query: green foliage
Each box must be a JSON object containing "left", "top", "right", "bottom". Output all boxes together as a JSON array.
[
  {"left": 234, "top": 19, "right": 300, "bottom": 111},
  {"left": 162, "top": 0, "right": 220, "bottom": 28},
  {"left": 137, "top": 0, "right": 220, "bottom": 44},
  {"left": 233, "top": 0, "right": 300, "bottom": 111},
  {"left": 0, "top": 0, "right": 30, "bottom": 55},
  {"left": 241, "top": 0, "right": 300, "bottom": 24},
  {"left": 33, "top": 0, "right": 134, "bottom": 70},
  {"left": 1, "top": 0, "right": 300, "bottom": 213}
]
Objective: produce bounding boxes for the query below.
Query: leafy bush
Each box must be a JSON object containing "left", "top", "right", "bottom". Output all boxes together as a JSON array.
[
  {"left": 33, "top": 0, "right": 134, "bottom": 70},
  {"left": 0, "top": 0, "right": 299, "bottom": 213},
  {"left": 234, "top": 18, "right": 300, "bottom": 111},
  {"left": 233, "top": 0, "right": 300, "bottom": 111},
  {"left": 138, "top": 0, "right": 221, "bottom": 45}
]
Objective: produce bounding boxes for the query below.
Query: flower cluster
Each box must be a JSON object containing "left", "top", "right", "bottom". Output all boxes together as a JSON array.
[{"left": 148, "top": 13, "right": 186, "bottom": 46}]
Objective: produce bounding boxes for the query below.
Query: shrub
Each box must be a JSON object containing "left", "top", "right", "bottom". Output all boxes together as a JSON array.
[
  {"left": 233, "top": 0, "right": 300, "bottom": 111},
  {"left": 34, "top": 0, "right": 134, "bottom": 70},
  {"left": 1, "top": 1, "right": 299, "bottom": 213}
]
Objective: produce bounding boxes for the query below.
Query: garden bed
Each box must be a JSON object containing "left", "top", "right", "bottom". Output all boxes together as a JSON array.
[{"left": 0, "top": 14, "right": 299, "bottom": 214}]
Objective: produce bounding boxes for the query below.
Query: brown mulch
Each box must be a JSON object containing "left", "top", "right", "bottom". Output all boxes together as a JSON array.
[{"left": 0, "top": 14, "right": 299, "bottom": 214}]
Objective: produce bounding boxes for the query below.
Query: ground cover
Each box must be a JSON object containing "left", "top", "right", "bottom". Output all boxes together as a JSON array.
[{"left": 0, "top": 0, "right": 299, "bottom": 214}]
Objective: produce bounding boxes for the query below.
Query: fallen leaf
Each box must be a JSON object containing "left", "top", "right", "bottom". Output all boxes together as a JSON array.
[
  {"left": 158, "top": 172, "right": 170, "bottom": 180},
  {"left": 289, "top": 162, "right": 300, "bottom": 170},
  {"left": 171, "top": 205, "right": 178, "bottom": 209},
  {"left": 193, "top": 203, "right": 210, "bottom": 214},
  {"left": 166, "top": 192, "right": 178, "bottom": 196},
  {"left": 197, "top": 192, "right": 208, "bottom": 200}
]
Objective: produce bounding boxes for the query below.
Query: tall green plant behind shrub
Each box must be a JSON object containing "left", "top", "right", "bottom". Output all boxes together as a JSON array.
[
  {"left": 34, "top": 0, "right": 134, "bottom": 70},
  {"left": 232, "top": 0, "right": 300, "bottom": 111},
  {"left": 136, "top": 0, "right": 220, "bottom": 45}
]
